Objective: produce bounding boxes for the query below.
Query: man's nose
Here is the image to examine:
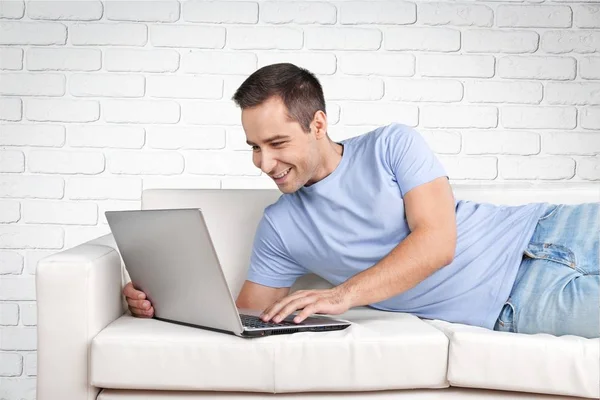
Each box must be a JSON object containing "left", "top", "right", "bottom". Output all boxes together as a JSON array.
[{"left": 260, "top": 151, "right": 276, "bottom": 175}]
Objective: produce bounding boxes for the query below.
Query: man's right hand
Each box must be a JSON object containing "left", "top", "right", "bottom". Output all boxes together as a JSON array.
[{"left": 123, "top": 282, "right": 154, "bottom": 318}]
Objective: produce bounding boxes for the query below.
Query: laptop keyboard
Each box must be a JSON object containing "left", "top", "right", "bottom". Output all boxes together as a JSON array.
[{"left": 240, "top": 314, "right": 297, "bottom": 328}]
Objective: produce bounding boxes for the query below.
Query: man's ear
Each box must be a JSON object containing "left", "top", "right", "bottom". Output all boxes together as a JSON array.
[{"left": 311, "top": 110, "right": 328, "bottom": 139}]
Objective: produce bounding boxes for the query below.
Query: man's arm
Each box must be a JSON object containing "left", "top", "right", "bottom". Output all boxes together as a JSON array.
[
  {"left": 236, "top": 280, "right": 290, "bottom": 311},
  {"left": 261, "top": 176, "right": 456, "bottom": 323}
]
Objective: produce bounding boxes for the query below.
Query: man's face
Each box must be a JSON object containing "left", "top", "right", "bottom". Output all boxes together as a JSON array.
[{"left": 242, "top": 96, "right": 320, "bottom": 194}]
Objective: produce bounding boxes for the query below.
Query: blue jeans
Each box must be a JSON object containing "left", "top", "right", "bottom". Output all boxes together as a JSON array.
[{"left": 494, "top": 203, "right": 600, "bottom": 338}]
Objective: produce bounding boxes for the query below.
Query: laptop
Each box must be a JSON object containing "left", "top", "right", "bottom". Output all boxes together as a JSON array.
[{"left": 105, "top": 208, "right": 351, "bottom": 338}]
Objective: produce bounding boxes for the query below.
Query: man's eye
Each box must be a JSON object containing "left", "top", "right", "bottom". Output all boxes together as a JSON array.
[
  {"left": 271, "top": 142, "right": 283, "bottom": 147},
  {"left": 251, "top": 145, "right": 260, "bottom": 151}
]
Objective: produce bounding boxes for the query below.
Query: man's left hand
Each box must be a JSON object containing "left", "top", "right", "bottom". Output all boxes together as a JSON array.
[{"left": 260, "top": 286, "right": 353, "bottom": 324}]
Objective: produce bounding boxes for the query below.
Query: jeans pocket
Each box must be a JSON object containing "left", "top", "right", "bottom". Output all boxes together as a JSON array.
[
  {"left": 524, "top": 242, "right": 577, "bottom": 270},
  {"left": 495, "top": 301, "right": 516, "bottom": 332},
  {"left": 538, "top": 204, "right": 560, "bottom": 221}
]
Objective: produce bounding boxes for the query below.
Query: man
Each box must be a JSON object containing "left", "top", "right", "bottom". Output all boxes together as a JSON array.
[{"left": 124, "top": 63, "right": 599, "bottom": 338}]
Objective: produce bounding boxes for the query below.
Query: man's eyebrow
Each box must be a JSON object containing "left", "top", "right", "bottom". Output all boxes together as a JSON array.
[{"left": 246, "top": 135, "right": 290, "bottom": 146}]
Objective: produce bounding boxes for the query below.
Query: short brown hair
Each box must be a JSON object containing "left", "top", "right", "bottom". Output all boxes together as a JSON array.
[{"left": 232, "top": 63, "right": 326, "bottom": 133}]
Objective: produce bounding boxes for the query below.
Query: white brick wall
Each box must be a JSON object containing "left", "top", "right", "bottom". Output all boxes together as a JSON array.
[{"left": 0, "top": 1, "right": 599, "bottom": 397}]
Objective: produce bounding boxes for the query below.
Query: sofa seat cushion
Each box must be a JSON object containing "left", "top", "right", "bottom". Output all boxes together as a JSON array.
[
  {"left": 427, "top": 320, "right": 600, "bottom": 399},
  {"left": 91, "top": 308, "right": 449, "bottom": 393}
]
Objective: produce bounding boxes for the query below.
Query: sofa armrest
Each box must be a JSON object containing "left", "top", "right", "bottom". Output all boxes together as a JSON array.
[{"left": 36, "top": 233, "right": 126, "bottom": 400}]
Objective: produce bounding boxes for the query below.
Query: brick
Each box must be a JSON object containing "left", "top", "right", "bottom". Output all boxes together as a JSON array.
[
  {"left": 147, "top": 126, "right": 225, "bottom": 150},
  {"left": 29, "top": 150, "right": 104, "bottom": 175},
  {"left": 438, "top": 156, "right": 498, "bottom": 180},
  {"left": 71, "top": 23, "right": 147, "bottom": 46},
  {"left": 69, "top": 73, "right": 145, "bottom": 98},
  {"left": 182, "top": 101, "right": 240, "bottom": 125},
  {"left": 577, "top": 157, "right": 600, "bottom": 180},
  {"left": 542, "top": 31, "right": 600, "bottom": 53},
  {"left": 421, "top": 105, "right": 498, "bottom": 128},
  {"left": 0, "top": 21, "right": 66, "bottom": 45},
  {"left": 147, "top": 75, "right": 222, "bottom": 99},
  {"left": 0, "top": 98, "right": 21, "bottom": 121},
  {"left": 150, "top": 25, "right": 225, "bottom": 48},
  {"left": 502, "top": 106, "right": 576, "bottom": 129},
  {"left": 186, "top": 151, "right": 260, "bottom": 176},
  {"left": 500, "top": 156, "right": 575, "bottom": 180},
  {"left": 64, "top": 225, "right": 110, "bottom": 248},
  {"left": 305, "top": 27, "right": 381, "bottom": 50},
  {"left": 0, "top": 150, "right": 24, "bottom": 173},
  {"left": 23, "top": 200, "right": 98, "bottom": 225},
  {"left": 418, "top": 3, "right": 493, "bottom": 27},
  {"left": 0, "top": 124, "right": 65, "bottom": 147},
  {"left": 226, "top": 128, "right": 250, "bottom": 151},
  {"left": 0, "top": 326, "right": 36, "bottom": 350},
  {"left": 224, "top": 75, "right": 249, "bottom": 101},
  {"left": 183, "top": 0, "right": 257, "bottom": 23},
  {"left": 25, "top": 98, "right": 99, "bottom": 122},
  {"left": 320, "top": 77, "right": 384, "bottom": 101},
  {"left": 26, "top": 47, "right": 101, "bottom": 71},
  {"left": 580, "top": 57, "right": 600, "bottom": 79},
  {"left": 261, "top": 1, "right": 336, "bottom": 24},
  {"left": 546, "top": 82, "right": 600, "bottom": 105},
  {"left": 574, "top": 4, "right": 600, "bottom": 28},
  {"left": 19, "top": 303, "right": 36, "bottom": 326},
  {"left": 498, "top": 56, "right": 576, "bottom": 80},
  {"left": 24, "top": 353, "right": 36, "bottom": 376},
  {"left": 105, "top": 48, "right": 179, "bottom": 73},
  {"left": 338, "top": 53, "right": 413, "bottom": 76},
  {"left": 419, "top": 54, "right": 494, "bottom": 78},
  {"left": 463, "top": 30, "right": 539, "bottom": 54},
  {"left": 465, "top": 81, "right": 542, "bottom": 104},
  {"left": 98, "top": 200, "right": 140, "bottom": 224},
  {"left": 340, "top": 1, "right": 415, "bottom": 24},
  {"left": 0, "top": 73, "right": 65, "bottom": 96},
  {"left": 497, "top": 5, "right": 572, "bottom": 28},
  {"left": 0, "top": 352, "right": 22, "bottom": 376},
  {"left": 419, "top": 130, "right": 462, "bottom": 154},
  {"left": 68, "top": 125, "right": 144, "bottom": 149},
  {"left": 228, "top": 27, "right": 302, "bottom": 50},
  {"left": 185, "top": 51, "right": 255, "bottom": 75},
  {"left": 27, "top": 0, "right": 102, "bottom": 20},
  {"left": 25, "top": 250, "right": 54, "bottom": 275},
  {"left": 103, "top": 100, "right": 180, "bottom": 124},
  {"left": 0, "top": 47, "right": 22, "bottom": 70},
  {"left": 67, "top": 177, "right": 142, "bottom": 200},
  {"left": 0, "top": 200, "right": 20, "bottom": 223},
  {"left": 105, "top": 0, "right": 180, "bottom": 22},
  {"left": 580, "top": 107, "right": 600, "bottom": 130},
  {"left": 257, "top": 53, "right": 335, "bottom": 75},
  {"left": 221, "top": 176, "right": 277, "bottom": 189},
  {"left": 0, "top": 252, "right": 23, "bottom": 275},
  {"left": 107, "top": 151, "right": 184, "bottom": 175},
  {"left": 342, "top": 103, "right": 418, "bottom": 126},
  {"left": 142, "top": 176, "right": 220, "bottom": 190},
  {"left": 544, "top": 132, "right": 600, "bottom": 155},
  {"left": 327, "top": 103, "right": 341, "bottom": 125},
  {"left": 0, "top": 277, "right": 36, "bottom": 300},
  {"left": 385, "top": 79, "right": 462, "bottom": 102},
  {"left": 463, "top": 131, "right": 540, "bottom": 155},
  {"left": 0, "top": 377, "right": 36, "bottom": 400},
  {"left": 0, "top": 304, "right": 18, "bottom": 325},
  {"left": 385, "top": 27, "right": 460, "bottom": 52},
  {"left": 0, "top": 176, "right": 64, "bottom": 199},
  {"left": 0, "top": 0, "right": 24, "bottom": 19}
]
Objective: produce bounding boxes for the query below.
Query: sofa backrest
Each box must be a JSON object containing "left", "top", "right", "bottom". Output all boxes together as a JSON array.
[{"left": 142, "top": 183, "right": 599, "bottom": 296}]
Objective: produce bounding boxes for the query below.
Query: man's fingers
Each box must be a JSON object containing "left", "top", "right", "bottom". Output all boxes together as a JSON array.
[
  {"left": 294, "top": 303, "right": 319, "bottom": 323},
  {"left": 130, "top": 306, "right": 154, "bottom": 318},
  {"left": 127, "top": 298, "right": 152, "bottom": 310},
  {"left": 123, "top": 282, "right": 146, "bottom": 300},
  {"left": 261, "top": 291, "right": 315, "bottom": 321},
  {"left": 273, "top": 296, "right": 317, "bottom": 323}
]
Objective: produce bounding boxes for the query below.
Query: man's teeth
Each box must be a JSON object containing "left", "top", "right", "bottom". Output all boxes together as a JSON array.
[{"left": 274, "top": 169, "right": 290, "bottom": 179}]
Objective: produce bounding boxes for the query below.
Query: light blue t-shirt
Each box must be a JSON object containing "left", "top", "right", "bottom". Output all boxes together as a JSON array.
[{"left": 247, "top": 123, "right": 546, "bottom": 329}]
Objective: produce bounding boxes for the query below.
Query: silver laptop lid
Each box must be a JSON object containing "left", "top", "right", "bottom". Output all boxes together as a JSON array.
[{"left": 106, "top": 208, "right": 244, "bottom": 335}]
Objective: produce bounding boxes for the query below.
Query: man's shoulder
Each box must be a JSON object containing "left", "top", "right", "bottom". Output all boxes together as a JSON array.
[{"left": 347, "top": 123, "right": 418, "bottom": 148}]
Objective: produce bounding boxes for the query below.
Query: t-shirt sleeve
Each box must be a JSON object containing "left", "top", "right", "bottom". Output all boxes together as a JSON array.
[
  {"left": 385, "top": 124, "right": 448, "bottom": 197},
  {"left": 246, "top": 212, "right": 307, "bottom": 288}
]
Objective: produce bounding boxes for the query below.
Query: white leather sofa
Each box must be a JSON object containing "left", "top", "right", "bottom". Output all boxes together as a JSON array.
[{"left": 36, "top": 184, "right": 600, "bottom": 400}]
